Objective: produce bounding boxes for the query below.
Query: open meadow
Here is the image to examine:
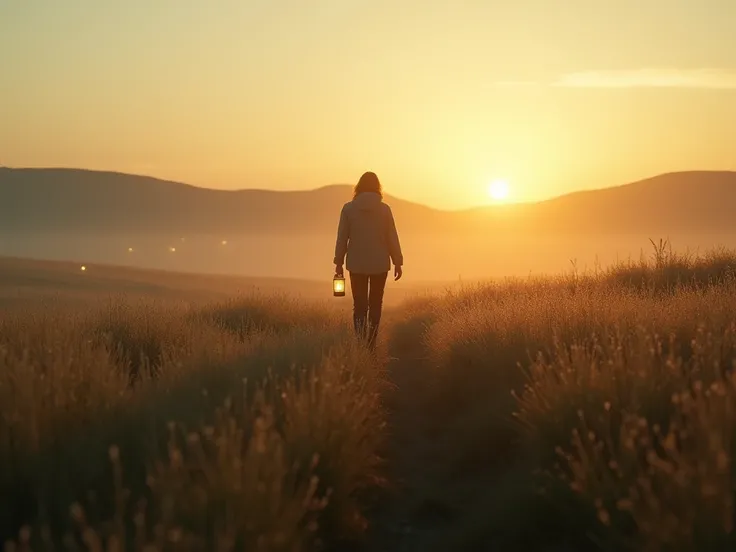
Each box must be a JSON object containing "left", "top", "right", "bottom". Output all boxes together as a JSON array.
[
  {"left": 7, "top": 1, "right": 736, "bottom": 549},
  {"left": 3, "top": 242, "right": 736, "bottom": 551}
]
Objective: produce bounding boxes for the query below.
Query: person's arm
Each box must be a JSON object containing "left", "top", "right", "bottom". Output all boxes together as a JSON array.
[
  {"left": 333, "top": 204, "right": 349, "bottom": 274},
  {"left": 385, "top": 205, "right": 403, "bottom": 278}
]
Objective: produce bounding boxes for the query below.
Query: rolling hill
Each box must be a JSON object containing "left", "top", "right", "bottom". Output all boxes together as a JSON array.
[
  {"left": 1, "top": 167, "right": 735, "bottom": 237},
  {"left": 2, "top": 167, "right": 736, "bottom": 281},
  {"left": 486, "top": 170, "right": 736, "bottom": 235},
  {"left": 0, "top": 168, "right": 444, "bottom": 236}
]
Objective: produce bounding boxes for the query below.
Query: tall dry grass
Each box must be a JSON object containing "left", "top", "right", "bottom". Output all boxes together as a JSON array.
[
  {"left": 0, "top": 294, "right": 384, "bottom": 551},
  {"left": 399, "top": 244, "right": 736, "bottom": 550},
  {"left": 6, "top": 241, "right": 736, "bottom": 551}
]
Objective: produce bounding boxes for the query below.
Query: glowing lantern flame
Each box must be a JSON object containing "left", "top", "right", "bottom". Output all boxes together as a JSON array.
[{"left": 333, "top": 274, "right": 346, "bottom": 297}]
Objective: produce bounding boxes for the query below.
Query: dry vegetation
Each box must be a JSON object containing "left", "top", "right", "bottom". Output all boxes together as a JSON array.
[
  {"left": 0, "top": 294, "right": 384, "bottom": 551},
  {"left": 3, "top": 241, "right": 736, "bottom": 551},
  {"left": 388, "top": 240, "right": 736, "bottom": 551}
]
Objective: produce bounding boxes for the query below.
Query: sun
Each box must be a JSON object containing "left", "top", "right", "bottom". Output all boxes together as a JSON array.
[{"left": 488, "top": 179, "right": 510, "bottom": 202}]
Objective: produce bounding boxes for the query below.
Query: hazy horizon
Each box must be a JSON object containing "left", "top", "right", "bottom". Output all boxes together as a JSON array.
[
  {"left": 6, "top": 232, "right": 736, "bottom": 284},
  {"left": 3, "top": 167, "right": 736, "bottom": 282},
  {"left": 7, "top": 164, "right": 725, "bottom": 211},
  {"left": 4, "top": 4, "right": 736, "bottom": 548},
  {"left": 3, "top": 1, "right": 736, "bottom": 209}
]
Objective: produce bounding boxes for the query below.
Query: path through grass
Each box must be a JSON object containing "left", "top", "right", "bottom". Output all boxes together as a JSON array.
[{"left": 365, "top": 315, "right": 581, "bottom": 552}]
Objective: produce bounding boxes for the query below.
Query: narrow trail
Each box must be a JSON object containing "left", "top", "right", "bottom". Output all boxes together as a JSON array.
[
  {"left": 358, "top": 319, "right": 582, "bottom": 552},
  {"left": 364, "top": 360, "right": 430, "bottom": 551},
  {"left": 360, "top": 324, "right": 456, "bottom": 552}
]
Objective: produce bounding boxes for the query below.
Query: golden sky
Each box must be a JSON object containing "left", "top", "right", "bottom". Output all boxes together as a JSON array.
[{"left": 2, "top": 1, "right": 736, "bottom": 209}]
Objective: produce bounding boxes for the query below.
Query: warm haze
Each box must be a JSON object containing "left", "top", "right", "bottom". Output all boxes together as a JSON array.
[
  {"left": 6, "top": 3, "right": 736, "bottom": 552},
  {"left": 2, "top": 1, "right": 736, "bottom": 209},
  {"left": 3, "top": 167, "right": 736, "bottom": 281}
]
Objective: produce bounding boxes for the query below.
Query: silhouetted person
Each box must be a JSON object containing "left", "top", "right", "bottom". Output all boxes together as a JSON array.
[{"left": 334, "top": 171, "right": 403, "bottom": 351}]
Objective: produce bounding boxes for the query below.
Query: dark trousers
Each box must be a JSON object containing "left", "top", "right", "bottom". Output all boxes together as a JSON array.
[{"left": 349, "top": 272, "right": 388, "bottom": 351}]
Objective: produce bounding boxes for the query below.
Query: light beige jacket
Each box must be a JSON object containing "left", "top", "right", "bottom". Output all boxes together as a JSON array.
[{"left": 333, "top": 192, "right": 403, "bottom": 274}]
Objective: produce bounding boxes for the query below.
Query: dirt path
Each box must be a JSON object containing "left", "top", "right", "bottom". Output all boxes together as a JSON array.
[
  {"left": 363, "top": 359, "right": 431, "bottom": 551},
  {"left": 358, "top": 320, "right": 581, "bottom": 552},
  {"left": 360, "top": 324, "right": 458, "bottom": 552}
]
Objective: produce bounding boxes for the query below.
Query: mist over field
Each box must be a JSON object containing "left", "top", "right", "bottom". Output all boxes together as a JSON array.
[
  {"left": 6, "top": 231, "right": 736, "bottom": 282},
  {"left": 3, "top": 168, "right": 736, "bottom": 282}
]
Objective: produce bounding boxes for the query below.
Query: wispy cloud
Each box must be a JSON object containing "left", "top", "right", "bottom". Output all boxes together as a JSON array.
[
  {"left": 552, "top": 68, "right": 736, "bottom": 89},
  {"left": 493, "top": 68, "right": 736, "bottom": 90}
]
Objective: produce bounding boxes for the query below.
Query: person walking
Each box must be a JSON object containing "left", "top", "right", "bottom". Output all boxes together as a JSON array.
[{"left": 333, "top": 171, "right": 403, "bottom": 351}]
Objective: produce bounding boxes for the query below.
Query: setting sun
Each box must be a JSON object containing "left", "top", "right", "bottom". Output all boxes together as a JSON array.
[{"left": 488, "top": 179, "right": 510, "bottom": 202}]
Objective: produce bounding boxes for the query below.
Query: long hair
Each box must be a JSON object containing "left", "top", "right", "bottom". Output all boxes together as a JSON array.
[{"left": 353, "top": 171, "right": 383, "bottom": 199}]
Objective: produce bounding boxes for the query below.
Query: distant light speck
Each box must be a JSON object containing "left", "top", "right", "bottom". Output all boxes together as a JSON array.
[
  {"left": 169, "top": 247, "right": 176, "bottom": 253},
  {"left": 221, "top": 240, "right": 228, "bottom": 245},
  {"left": 80, "top": 265, "right": 87, "bottom": 272},
  {"left": 128, "top": 247, "right": 134, "bottom": 253}
]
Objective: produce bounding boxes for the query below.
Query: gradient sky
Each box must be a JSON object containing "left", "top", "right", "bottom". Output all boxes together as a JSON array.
[{"left": 2, "top": 0, "right": 736, "bottom": 209}]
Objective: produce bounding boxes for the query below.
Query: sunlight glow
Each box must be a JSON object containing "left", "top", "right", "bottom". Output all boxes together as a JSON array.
[{"left": 488, "top": 179, "right": 510, "bottom": 202}]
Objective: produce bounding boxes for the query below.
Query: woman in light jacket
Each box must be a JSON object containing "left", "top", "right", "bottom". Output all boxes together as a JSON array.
[{"left": 334, "top": 171, "right": 403, "bottom": 351}]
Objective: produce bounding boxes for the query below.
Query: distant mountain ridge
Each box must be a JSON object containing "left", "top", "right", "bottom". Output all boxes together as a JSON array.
[
  {"left": 1, "top": 167, "right": 735, "bottom": 236},
  {"left": 0, "top": 167, "right": 448, "bottom": 235}
]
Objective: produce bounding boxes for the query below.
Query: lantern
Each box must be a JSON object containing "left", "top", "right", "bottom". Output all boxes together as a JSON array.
[{"left": 333, "top": 274, "right": 346, "bottom": 297}]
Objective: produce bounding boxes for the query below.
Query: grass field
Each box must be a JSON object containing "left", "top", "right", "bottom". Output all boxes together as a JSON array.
[{"left": 3, "top": 242, "right": 736, "bottom": 551}]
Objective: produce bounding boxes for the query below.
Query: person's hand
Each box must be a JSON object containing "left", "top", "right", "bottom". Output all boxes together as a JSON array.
[
  {"left": 394, "top": 265, "right": 403, "bottom": 281},
  {"left": 335, "top": 264, "right": 344, "bottom": 277}
]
